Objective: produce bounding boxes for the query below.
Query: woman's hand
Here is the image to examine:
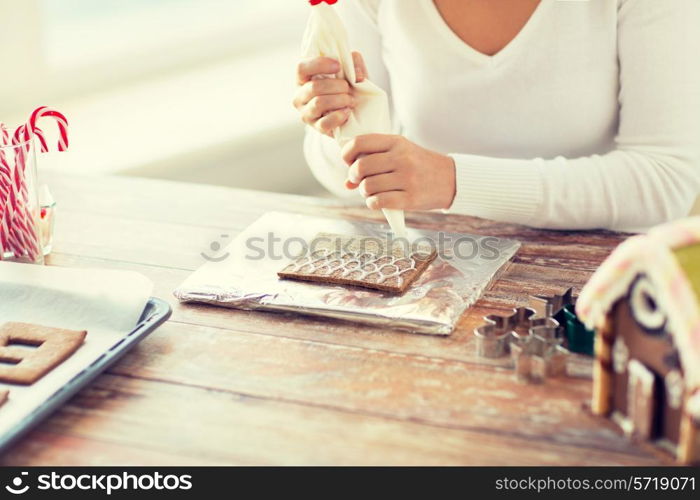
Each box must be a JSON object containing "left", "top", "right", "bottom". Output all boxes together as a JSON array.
[
  {"left": 341, "top": 134, "right": 457, "bottom": 211},
  {"left": 293, "top": 53, "right": 367, "bottom": 137}
]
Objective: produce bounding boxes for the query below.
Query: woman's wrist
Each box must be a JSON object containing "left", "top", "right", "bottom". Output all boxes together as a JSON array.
[{"left": 436, "top": 153, "right": 457, "bottom": 210}]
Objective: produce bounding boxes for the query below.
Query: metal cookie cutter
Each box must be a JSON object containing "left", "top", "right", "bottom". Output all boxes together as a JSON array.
[
  {"left": 510, "top": 334, "right": 569, "bottom": 384},
  {"left": 474, "top": 307, "right": 560, "bottom": 359},
  {"left": 529, "top": 287, "right": 577, "bottom": 319},
  {"left": 529, "top": 287, "right": 595, "bottom": 356}
]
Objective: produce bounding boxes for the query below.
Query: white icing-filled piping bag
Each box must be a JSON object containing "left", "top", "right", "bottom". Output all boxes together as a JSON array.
[
  {"left": 302, "top": 3, "right": 407, "bottom": 238},
  {"left": 382, "top": 208, "right": 407, "bottom": 239}
]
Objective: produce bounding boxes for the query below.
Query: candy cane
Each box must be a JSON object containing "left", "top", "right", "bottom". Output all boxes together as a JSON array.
[
  {"left": 0, "top": 124, "right": 12, "bottom": 257},
  {"left": 0, "top": 124, "right": 27, "bottom": 258},
  {"left": 12, "top": 124, "right": 47, "bottom": 177},
  {"left": 5, "top": 165, "right": 41, "bottom": 259},
  {"left": 27, "top": 106, "right": 69, "bottom": 152},
  {"left": 13, "top": 124, "right": 47, "bottom": 152},
  {"left": 12, "top": 128, "right": 43, "bottom": 261}
]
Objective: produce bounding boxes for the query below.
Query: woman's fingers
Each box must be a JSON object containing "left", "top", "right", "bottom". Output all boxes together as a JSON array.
[
  {"left": 365, "top": 191, "right": 406, "bottom": 210},
  {"left": 297, "top": 57, "right": 340, "bottom": 84},
  {"left": 341, "top": 134, "right": 396, "bottom": 166},
  {"left": 294, "top": 54, "right": 368, "bottom": 135},
  {"left": 347, "top": 152, "right": 394, "bottom": 184},
  {"left": 302, "top": 94, "right": 355, "bottom": 123},
  {"left": 293, "top": 79, "right": 351, "bottom": 109},
  {"left": 316, "top": 109, "right": 351, "bottom": 137},
  {"left": 359, "top": 172, "right": 403, "bottom": 197},
  {"left": 352, "top": 51, "right": 368, "bottom": 83},
  {"left": 297, "top": 54, "right": 365, "bottom": 85}
]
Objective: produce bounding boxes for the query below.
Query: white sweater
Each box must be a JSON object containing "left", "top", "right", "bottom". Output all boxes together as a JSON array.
[{"left": 303, "top": 0, "right": 700, "bottom": 232}]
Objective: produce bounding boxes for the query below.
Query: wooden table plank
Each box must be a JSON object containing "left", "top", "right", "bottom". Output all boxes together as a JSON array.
[
  {"left": 0, "top": 432, "right": 219, "bottom": 466},
  {"left": 1, "top": 375, "right": 662, "bottom": 466},
  {"left": 104, "top": 321, "right": 638, "bottom": 454},
  {"left": 46, "top": 252, "right": 594, "bottom": 377},
  {"left": 0, "top": 172, "right": 649, "bottom": 465}
]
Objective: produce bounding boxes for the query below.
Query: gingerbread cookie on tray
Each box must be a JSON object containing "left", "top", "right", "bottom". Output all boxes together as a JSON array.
[
  {"left": 278, "top": 233, "right": 437, "bottom": 294},
  {"left": 0, "top": 322, "right": 87, "bottom": 385}
]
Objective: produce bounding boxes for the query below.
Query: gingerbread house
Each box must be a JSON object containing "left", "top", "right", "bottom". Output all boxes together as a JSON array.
[{"left": 577, "top": 216, "right": 700, "bottom": 464}]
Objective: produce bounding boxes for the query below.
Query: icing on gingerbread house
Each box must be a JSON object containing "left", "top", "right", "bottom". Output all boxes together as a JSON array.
[{"left": 577, "top": 216, "right": 700, "bottom": 464}]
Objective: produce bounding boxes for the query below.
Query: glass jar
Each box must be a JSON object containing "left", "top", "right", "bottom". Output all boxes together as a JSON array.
[{"left": 0, "top": 137, "right": 44, "bottom": 264}]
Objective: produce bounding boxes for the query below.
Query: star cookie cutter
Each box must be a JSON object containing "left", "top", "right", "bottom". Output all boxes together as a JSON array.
[
  {"left": 473, "top": 307, "right": 560, "bottom": 359},
  {"left": 528, "top": 287, "right": 596, "bottom": 356},
  {"left": 528, "top": 287, "right": 577, "bottom": 319},
  {"left": 510, "top": 334, "right": 569, "bottom": 384}
]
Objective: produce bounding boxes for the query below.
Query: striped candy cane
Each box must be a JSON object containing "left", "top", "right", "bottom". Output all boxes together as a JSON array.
[
  {"left": 0, "top": 124, "right": 12, "bottom": 256},
  {"left": 6, "top": 136, "right": 42, "bottom": 261},
  {"left": 0, "top": 124, "right": 31, "bottom": 258},
  {"left": 10, "top": 125, "right": 46, "bottom": 261},
  {"left": 27, "top": 106, "right": 69, "bottom": 152}
]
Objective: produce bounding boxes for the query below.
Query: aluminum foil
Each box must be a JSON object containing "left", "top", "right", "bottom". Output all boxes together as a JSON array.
[{"left": 174, "top": 212, "right": 520, "bottom": 335}]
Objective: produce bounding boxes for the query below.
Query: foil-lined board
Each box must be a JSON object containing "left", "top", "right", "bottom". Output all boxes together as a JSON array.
[{"left": 174, "top": 212, "right": 520, "bottom": 335}]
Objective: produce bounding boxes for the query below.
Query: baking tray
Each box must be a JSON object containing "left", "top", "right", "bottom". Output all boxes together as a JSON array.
[{"left": 0, "top": 297, "right": 172, "bottom": 454}]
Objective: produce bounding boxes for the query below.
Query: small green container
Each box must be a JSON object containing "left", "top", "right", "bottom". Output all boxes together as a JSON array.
[{"left": 557, "top": 305, "right": 595, "bottom": 356}]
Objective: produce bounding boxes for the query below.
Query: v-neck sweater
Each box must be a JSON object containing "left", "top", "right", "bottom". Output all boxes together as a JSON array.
[{"left": 303, "top": 0, "right": 700, "bottom": 232}]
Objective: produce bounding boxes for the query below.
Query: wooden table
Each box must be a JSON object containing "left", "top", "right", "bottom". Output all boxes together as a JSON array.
[{"left": 1, "top": 173, "right": 670, "bottom": 466}]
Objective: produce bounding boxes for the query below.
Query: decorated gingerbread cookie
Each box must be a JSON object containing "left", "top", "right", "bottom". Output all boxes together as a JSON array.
[{"left": 278, "top": 233, "right": 437, "bottom": 294}]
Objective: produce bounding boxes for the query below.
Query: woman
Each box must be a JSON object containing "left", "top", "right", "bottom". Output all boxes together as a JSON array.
[{"left": 293, "top": 0, "right": 700, "bottom": 232}]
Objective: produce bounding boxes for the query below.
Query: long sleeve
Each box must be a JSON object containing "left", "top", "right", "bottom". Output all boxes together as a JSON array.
[
  {"left": 303, "top": 0, "right": 390, "bottom": 199},
  {"left": 449, "top": 0, "right": 700, "bottom": 231}
]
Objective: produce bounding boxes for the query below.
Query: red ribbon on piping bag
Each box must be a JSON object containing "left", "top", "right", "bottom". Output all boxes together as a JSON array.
[{"left": 309, "top": 0, "right": 338, "bottom": 5}]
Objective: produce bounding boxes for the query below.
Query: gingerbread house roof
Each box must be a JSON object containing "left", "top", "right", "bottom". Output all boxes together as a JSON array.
[{"left": 577, "top": 216, "right": 700, "bottom": 392}]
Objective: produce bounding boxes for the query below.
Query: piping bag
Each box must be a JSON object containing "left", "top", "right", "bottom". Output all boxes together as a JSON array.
[{"left": 302, "top": 0, "right": 407, "bottom": 238}]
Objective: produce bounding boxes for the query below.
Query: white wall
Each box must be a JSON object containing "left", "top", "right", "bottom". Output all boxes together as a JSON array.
[{"left": 0, "top": 1, "right": 326, "bottom": 196}]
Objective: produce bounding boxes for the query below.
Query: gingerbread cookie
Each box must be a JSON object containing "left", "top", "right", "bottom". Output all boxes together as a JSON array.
[
  {"left": 0, "top": 322, "right": 87, "bottom": 385},
  {"left": 278, "top": 233, "right": 437, "bottom": 294}
]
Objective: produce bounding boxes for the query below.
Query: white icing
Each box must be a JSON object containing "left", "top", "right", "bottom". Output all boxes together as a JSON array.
[
  {"left": 289, "top": 248, "right": 425, "bottom": 287},
  {"left": 613, "top": 336, "right": 629, "bottom": 374},
  {"left": 665, "top": 370, "right": 684, "bottom": 410},
  {"left": 630, "top": 276, "right": 667, "bottom": 332}
]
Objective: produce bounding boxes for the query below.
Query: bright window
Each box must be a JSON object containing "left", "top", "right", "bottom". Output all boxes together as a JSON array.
[
  {"left": 40, "top": 0, "right": 304, "bottom": 71},
  {"left": 1, "top": 1, "right": 314, "bottom": 193},
  {"left": 0, "top": 0, "right": 306, "bottom": 109}
]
